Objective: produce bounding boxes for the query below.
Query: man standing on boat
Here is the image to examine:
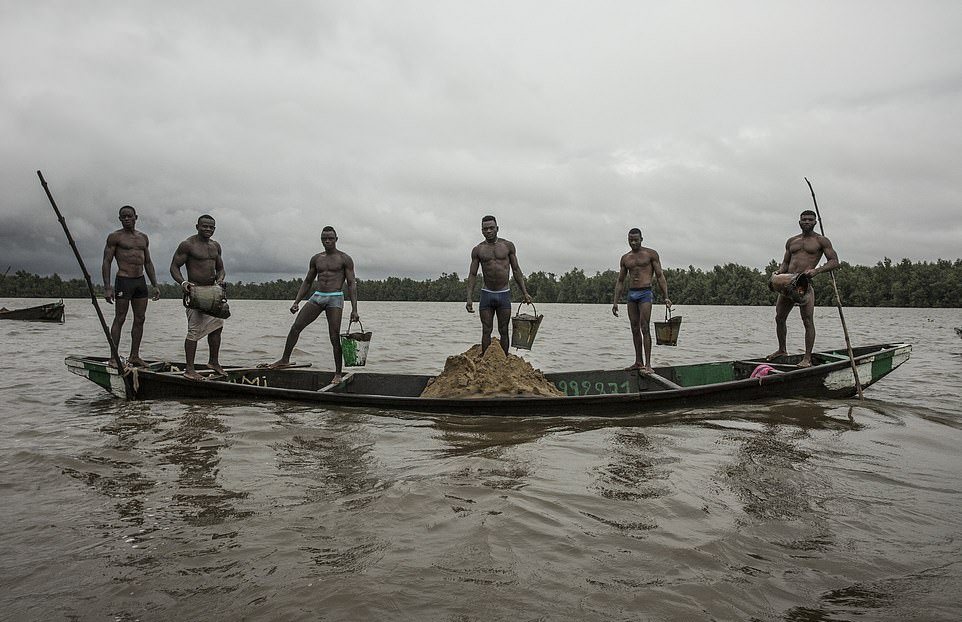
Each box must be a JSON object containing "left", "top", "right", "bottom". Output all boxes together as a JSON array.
[
  {"left": 611, "top": 228, "right": 672, "bottom": 373},
  {"left": 465, "top": 215, "right": 533, "bottom": 355},
  {"left": 767, "top": 209, "right": 840, "bottom": 367},
  {"left": 170, "top": 214, "right": 227, "bottom": 381},
  {"left": 266, "top": 226, "right": 359, "bottom": 384},
  {"left": 101, "top": 205, "right": 160, "bottom": 367}
]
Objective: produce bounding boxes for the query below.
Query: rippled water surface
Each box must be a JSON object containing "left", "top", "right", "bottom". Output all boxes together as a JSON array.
[{"left": 2, "top": 299, "right": 961, "bottom": 620}]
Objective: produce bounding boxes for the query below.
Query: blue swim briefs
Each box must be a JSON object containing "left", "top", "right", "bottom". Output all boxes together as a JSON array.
[
  {"left": 627, "top": 287, "right": 653, "bottom": 304},
  {"left": 308, "top": 291, "right": 344, "bottom": 309},
  {"left": 479, "top": 288, "right": 512, "bottom": 310}
]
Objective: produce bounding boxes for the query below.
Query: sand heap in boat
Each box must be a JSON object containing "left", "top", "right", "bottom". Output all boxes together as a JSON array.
[{"left": 420, "top": 339, "right": 564, "bottom": 398}]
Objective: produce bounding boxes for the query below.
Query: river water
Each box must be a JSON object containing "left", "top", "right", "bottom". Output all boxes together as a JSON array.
[{"left": 1, "top": 299, "right": 960, "bottom": 621}]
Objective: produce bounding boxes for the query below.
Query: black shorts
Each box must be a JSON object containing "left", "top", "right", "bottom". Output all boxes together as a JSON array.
[{"left": 115, "top": 275, "right": 149, "bottom": 300}]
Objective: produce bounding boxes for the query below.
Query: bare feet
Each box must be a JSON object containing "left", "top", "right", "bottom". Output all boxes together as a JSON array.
[
  {"left": 183, "top": 370, "right": 208, "bottom": 381},
  {"left": 259, "top": 359, "right": 295, "bottom": 370},
  {"left": 640, "top": 366, "right": 654, "bottom": 374},
  {"left": 209, "top": 363, "right": 227, "bottom": 375},
  {"left": 127, "top": 357, "right": 148, "bottom": 368},
  {"left": 797, "top": 358, "right": 813, "bottom": 368},
  {"left": 331, "top": 374, "right": 343, "bottom": 385},
  {"left": 765, "top": 350, "right": 787, "bottom": 362},
  {"left": 625, "top": 362, "right": 644, "bottom": 371}
]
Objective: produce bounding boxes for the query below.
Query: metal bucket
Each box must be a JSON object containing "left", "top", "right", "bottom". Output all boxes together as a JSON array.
[
  {"left": 654, "top": 307, "right": 682, "bottom": 346},
  {"left": 340, "top": 319, "right": 372, "bottom": 366},
  {"left": 510, "top": 302, "right": 543, "bottom": 350}
]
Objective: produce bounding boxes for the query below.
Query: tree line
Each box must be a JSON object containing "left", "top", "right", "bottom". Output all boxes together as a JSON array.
[{"left": 2, "top": 258, "right": 961, "bottom": 307}]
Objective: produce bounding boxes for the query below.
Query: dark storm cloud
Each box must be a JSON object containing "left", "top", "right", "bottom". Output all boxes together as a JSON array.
[{"left": 2, "top": 1, "right": 961, "bottom": 283}]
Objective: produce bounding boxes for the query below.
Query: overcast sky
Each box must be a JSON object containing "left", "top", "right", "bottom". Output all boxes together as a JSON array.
[{"left": 2, "top": 1, "right": 960, "bottom": 283}]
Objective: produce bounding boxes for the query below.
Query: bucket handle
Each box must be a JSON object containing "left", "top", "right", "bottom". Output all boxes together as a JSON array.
[
  {"left": 514, "top": 301, "right": 538, "bottom": 317},
  {"left": 664, "top": 305, "right": 674, "bottom": 322},
  {"left": 345, "top": 318, "right": 365, "bottom": 334}
]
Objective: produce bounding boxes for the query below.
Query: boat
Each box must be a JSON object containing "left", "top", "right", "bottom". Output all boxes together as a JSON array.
[
  {"left": 956, "top": 327, "right": 961, "bottom": 339},
  {"left": 0, "top": 300, "right": 65, "bottom": 323},
  {"left": 65, "top": 343, "right": 911, "bottom": 417}
]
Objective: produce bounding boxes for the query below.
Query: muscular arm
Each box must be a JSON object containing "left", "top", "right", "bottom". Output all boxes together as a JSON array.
[
  {"left": 213, "top": 242, "right": 226, "bottom": 285},
  {"left": 142, "top": 238, "right": 160, "bottom": 300},
  {"left": 508, "top": 242, "right": 532, "bottom": 303},
  {"left": 612, "top": 259, "right": 627, "bottom": 316},
  {"left": 344, "top": 254, "right": 359, "bottom": 321},
  {"left": 170, "top": 242, "right": 190, "bottom": 287},
  {"left": 651, "top": 252, "right": 671, "bottom": 306},
  {"left": 465, "top": 248, "right": 480, "bottom": 312},
  {"left": 102, "top": 234, "right": 117, "bottom": 303},
  {"left": 777, "top": 242, "right": 792, "bottom": 274}
]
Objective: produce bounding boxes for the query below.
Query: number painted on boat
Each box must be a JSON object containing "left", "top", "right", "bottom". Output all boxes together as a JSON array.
[{"left": 555, "top": 379, "right": 629, "bottom": 396}]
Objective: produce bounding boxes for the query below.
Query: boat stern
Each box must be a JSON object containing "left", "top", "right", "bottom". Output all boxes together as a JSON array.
[{"left": 65, "top": 355, "right": 129, "bottom": 399}]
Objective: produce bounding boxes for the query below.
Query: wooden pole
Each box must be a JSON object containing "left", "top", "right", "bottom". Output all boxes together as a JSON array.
[
  {"left": 37, "top": 170, "right": 132, "bottom": 398},
  {"left": 804, "top": 177, "right": 863, "bottom": 400}
]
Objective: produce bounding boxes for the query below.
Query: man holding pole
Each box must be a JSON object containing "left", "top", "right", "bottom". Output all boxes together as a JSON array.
[
  {"left": 101, "top": 205, "right": 160, "bottom": 367},
  {"left": 170, "top": 214, "right": 227, "bottom": 380},
  {"left": 767, "top": 209, "right": 840, "bottom": 367}
]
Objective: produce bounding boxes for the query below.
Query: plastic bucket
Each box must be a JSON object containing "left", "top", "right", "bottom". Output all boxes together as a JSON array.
[
  {"left": 340, "top": 319, "right": 372, "bottom": 367},
  {"left": 654, "top": 307, "right": 682, "bottom": 346},
  {"left": 510, "top": 302, "right": 543, "bottom": 350}
]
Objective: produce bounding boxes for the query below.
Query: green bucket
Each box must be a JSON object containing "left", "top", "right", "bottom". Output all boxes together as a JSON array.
[
  {"left": 510, "top": 302, "right": 543, "bottom": 350},
  {"left": 340, "top": 319, "right": 372, "bottom": 366}
]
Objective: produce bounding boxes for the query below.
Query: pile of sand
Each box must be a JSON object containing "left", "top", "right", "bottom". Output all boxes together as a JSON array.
[{"left": 420, "top": 339, "right": 564, "bottom": 398}]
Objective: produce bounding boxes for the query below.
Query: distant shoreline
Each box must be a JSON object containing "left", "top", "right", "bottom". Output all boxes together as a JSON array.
[{"left": 3, "top": 258, "right": 961, "bottom": 307}]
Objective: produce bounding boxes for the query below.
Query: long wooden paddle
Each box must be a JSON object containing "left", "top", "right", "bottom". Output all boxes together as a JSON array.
[
  {"left": 804, "top": 177, "right": 864, "bottom": 399},
  {"left": 38, "top": 171, "right": 132, "bottom": 398}
]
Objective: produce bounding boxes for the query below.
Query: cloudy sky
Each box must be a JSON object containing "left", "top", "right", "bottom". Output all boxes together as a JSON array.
[{"left": 2, "top": 1, "right": 960, "bottom": 283}]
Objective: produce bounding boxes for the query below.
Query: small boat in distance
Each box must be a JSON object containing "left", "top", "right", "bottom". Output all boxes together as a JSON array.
[
  {"left": 0, "top": 300, "right": 65, "bottom": 323},
  {"left": 955, "top": 327, "right": 961, "bottom": 339},
  {"left": 66, "top": 343, "right": 911, "bottom": 417}
]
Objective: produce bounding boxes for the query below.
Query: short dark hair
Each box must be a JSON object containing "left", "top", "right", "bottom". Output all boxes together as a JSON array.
[
  {"left": 197, "top": 214, "right": 215, "bottom": 224},
  {"left": 481, "top": 215, "right": 497, "bottom": 224},
  {"left": 628, "top": 227, "right": 642, "bottom": 237},
  {"left": 800, "top": 210, "right": 817, "bottom": 218},
  {"left": 119, "top": 205, "right": 136, "bottom": 216},
  {"left": 321, "top": 226, "right": 337, "bottom": 238}
]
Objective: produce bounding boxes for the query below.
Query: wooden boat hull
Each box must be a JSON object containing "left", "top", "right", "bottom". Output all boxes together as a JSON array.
[
  {"left": 0, "top": 300, "right": 65, "bottom": 323},
  {"left": 65, "top": 343, "right": 912, "bottom": 417}
]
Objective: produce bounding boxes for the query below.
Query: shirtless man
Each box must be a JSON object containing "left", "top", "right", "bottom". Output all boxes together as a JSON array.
[
  {"left": 101, "top": 205, "right": 160, "bottom": 367},
  {"left": 611, "top": 228, "right": 671, "bottom": 373},
  {"left": 465, "top": 215, "right": 533, "bottom": 355},
  {"left": 269, "top": 226, "right": 359, "bottom": 383},
  {"left": 170, "top": 214, "right": 227, "bottom": 380},
  {"left": 768, "top": 210, "right": 840, "bottom": 367}
]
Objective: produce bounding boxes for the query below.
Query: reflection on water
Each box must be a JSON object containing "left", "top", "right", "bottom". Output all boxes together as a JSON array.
[{"left": 4, "top": 301, "right": 962, "bottom": 620}]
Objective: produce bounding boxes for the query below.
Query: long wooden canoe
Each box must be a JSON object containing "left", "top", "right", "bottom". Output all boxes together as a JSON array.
[
  {"left": 65, "top": 343, "right": 911, "bottom": 417},
  {"left": 0, "top": 300, "right": 65, "bottom": 323}
]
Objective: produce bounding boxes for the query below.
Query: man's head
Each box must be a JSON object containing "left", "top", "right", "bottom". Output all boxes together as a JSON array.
[
  {"left": 196, "top": 214, "right": 216, "bottom": 239},
  {"left": 799, "top": 210, "right": 817, "bottom": 233},
  {"left": 119, "top": 205, "right": 137, "bottom": 230},
  {"left": 321, "top": 226, "right": 337, "bottom": 250},
  {"left": 628, "top": 227, "right": 643, "bottom": 250},
  {"left": 481, "top": 216, "right": 498, "bottom": 242}
]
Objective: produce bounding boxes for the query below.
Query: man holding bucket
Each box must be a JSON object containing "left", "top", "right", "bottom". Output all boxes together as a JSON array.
[
  {"left": 266, "top": 226, "right": 359, "bottom": 383},
  {"left": 767, "top": 210, "right": 839, "bottom": 367},
  {"left": 466, "top": 215, "right": 533, "bottom": 355},
  {"left": 612, "top": 228, "right": 671, "bottom": 373},
  {"left": 170, "top": 214, "right": 228, "bottom": 381}
]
